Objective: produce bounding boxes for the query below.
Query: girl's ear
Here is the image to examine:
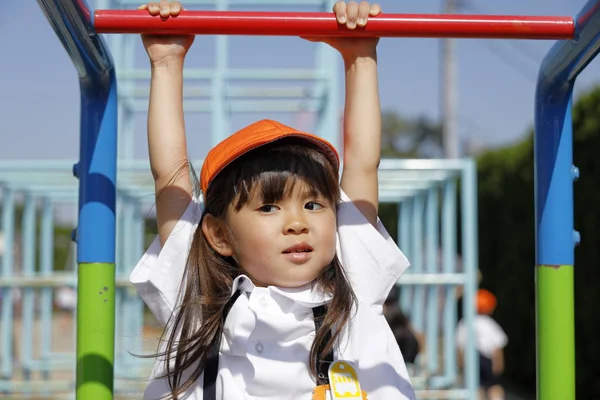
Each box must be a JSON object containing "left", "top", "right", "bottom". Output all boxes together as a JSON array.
[{"left": 201, "top": 214, "right": 233, "bottom": 257}]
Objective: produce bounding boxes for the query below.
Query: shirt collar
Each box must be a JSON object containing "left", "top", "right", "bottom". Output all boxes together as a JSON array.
[{"left": 230, "top": 274, "right": 333, "bottom": 308}]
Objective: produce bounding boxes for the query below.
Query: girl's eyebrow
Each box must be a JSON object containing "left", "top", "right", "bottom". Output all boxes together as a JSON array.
[{"left": 298, "top": 188, "right": 322, "bottom": 201}]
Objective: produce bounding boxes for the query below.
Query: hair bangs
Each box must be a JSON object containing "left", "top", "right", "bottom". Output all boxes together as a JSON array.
[{"left": 215, "top": 141, "right": 340, "bottom": 212}]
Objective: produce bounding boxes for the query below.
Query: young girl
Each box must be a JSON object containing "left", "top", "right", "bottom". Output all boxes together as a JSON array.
[{"left": 131, "top": 1, "right": 415, "bottom": 399}]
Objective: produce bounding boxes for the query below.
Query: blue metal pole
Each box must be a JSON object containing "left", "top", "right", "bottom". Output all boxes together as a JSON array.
[
  {"left": 21, "top": 194, "right": 37, "bottom": 384},
  {"left": 442, "top": 178, "right": 458, "bottom": 385},
  {"left": 76, "top": 59, "right": 118, "bottom": 400},
  {"left": 36, "top": 0, "right": 117, "bottom": 260},
  {"left": 37, "top": 1, "right": 117, "bottom": 398},
  {"left": 535, "top": 59, "right": 576, "bottom": 400},
  {"left": 399, "top": 199, "right": 413, "bottom": 315},
  {"left": 535, "top": 2, "right": 600, "bottom": 398},
  {"left": 429, "top": 177, "right": 459, "bottom": 389},
  {"left": 0, "top": 187, "right": 15, "bottom": 379},
  {"left": 461, "top": 159, "right": 478, "bottom": 398},
  {"left": 411, "top": 193, "right": 425, "bottom": 333},
  {"left": 40, "top": 199, "right": 54, "bottom": 382},
  {"left": 77, "top": 68, "right": 118, "bottom": 265},
  {"left": 425, "top": 187, "right": 439, "bottom": 375}
]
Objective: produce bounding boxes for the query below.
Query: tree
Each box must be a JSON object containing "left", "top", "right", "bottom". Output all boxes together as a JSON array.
[{"left": 381, "top": 110, "right": 444, "bottom": 158}]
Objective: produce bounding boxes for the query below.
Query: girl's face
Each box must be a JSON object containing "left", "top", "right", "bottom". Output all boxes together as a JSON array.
[{"left": 219, "top": 179, "right": 337, "bottom": 288}]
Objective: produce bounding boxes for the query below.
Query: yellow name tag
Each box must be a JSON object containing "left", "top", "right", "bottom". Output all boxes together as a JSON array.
[{"left": 312, "top": 361, "right": 367, "bottom": 400}]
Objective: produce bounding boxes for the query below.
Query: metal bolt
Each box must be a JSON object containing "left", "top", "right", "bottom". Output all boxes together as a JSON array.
[
  {"left": 571, "top": 165, "right": 580, "bottom": 181},
  {"left": 72, "top": 162, "right": 79, "bottom": 178},
  {"left": 573, "top": 230, "right": 581, "bottom": 246},
  {"left": 71, "top": 228, "right": 77, "bottom": 243}
]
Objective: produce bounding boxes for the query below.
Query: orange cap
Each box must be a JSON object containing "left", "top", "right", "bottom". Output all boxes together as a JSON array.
[
  {"left": 476, "top": 289, "right": 497, "bottom": 314},
  {"left": 200, "top": 119, "right": 340, "bottom": 194}
]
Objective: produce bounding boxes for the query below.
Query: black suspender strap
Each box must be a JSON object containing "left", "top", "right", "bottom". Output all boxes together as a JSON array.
[
  {"left": 312, "top": 304, "right": 334, "bottom": 384},
  {"left": 203, "top": 291, "right": 333, "bottom": 400}
]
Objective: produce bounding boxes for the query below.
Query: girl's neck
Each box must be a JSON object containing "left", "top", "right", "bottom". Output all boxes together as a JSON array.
[{"left": 239, "top": 270, "right": 314, "bottom": 291}]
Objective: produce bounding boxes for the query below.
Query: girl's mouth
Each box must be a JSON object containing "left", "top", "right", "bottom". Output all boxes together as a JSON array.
[
  {"left": 282, "top": 243, "right": 314, "bottom": 263},
  {"left": 282, "top": 243, "right": 313, "bottom": 254}
]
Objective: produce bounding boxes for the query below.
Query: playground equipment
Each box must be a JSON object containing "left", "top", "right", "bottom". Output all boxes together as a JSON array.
[
  {"left": 1, "top": 0, "right": 594, "bottom": 398},
  {"left": 0, "top": 158, "right": 478, "bottom": 399}
]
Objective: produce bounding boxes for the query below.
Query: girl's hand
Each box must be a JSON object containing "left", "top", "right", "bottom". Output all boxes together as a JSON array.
[
  {"left": 303, "top": 1, "right": 381, "bottom": 61},
  {"left": 138, "top": 1, "right": 195, "bottom": 67}
]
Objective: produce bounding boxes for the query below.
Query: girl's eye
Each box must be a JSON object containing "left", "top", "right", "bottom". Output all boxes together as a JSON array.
[
  {"left": 259, "top": 205, "right": 278, "bottom": 213},
  {"left": 305, "top": 202, "right": 324, "bottom": 211}
]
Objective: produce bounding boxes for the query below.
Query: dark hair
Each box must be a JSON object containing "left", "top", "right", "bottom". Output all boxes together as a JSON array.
[
  {"left": 383, "top": 287, "right": 420, "bottom": 364},
  {"left": 385, "top": 307, "right": 420, "bottom": 364},
  {"left": 158, "top": 140, "right": 356, "bottom": 398}
]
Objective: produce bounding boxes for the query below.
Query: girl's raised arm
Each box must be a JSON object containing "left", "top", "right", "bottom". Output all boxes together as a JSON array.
[
  {"left": 140, "top": 1, "right": 196, "bottom": 244},
  {"left": 306, "top": 1, "right": 382, "bottom": 227},
  {"left": 338, "top": 50, "right": 381, "bottom": 227}
]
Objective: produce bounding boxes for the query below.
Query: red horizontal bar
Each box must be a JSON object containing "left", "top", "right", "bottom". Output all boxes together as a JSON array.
[{"left": 94, "top": 10, "right": 575, "bottom": 40}]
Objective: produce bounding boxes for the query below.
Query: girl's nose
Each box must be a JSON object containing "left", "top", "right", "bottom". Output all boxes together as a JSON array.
[{"left": 284, "top": 212, "right": 309, "bottom": 234}]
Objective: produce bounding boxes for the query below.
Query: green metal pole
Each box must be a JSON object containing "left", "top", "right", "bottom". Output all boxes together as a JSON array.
[
  {"left": 77, "top": 262, "right": 116, "bottom": 399},
  {"left": 536, "top": 264, "right": 575, "bottom": 399}
]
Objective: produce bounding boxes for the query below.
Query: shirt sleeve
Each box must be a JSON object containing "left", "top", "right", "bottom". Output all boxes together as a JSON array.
[
  {"left": 490, "top": 320, "right": 508, "bottom": 349},
  {"left": 336, "top": 190, "right": 411, "bottom": 308},
  {"left": 129, "top": 196, "right": 203, "bottom": 326}
]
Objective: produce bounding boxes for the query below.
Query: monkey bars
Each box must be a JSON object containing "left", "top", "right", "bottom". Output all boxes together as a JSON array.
[
  {"left": 94, "top": 10, "right": 576, "bottom": 39},
  {"left": 36, "top": 0, "right": 600, "bottom": 398}
]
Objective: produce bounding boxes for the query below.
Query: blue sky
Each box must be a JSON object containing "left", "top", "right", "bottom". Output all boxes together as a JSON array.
[{"left": 2, "top": 0, "right": 600, "bottom": 161}]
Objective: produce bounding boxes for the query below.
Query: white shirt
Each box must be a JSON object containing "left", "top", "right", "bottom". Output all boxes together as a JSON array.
[
  {"left": 130, "top": 191, "right": 415, "bottom": 400},
  {"left": 456, "top": 315, "right": 508, "bottom": 358}
]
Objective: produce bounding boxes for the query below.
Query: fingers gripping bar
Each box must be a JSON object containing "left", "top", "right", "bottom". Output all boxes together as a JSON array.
[{"left": 94, "top": 10, "right": 575, "bottom": 40}]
